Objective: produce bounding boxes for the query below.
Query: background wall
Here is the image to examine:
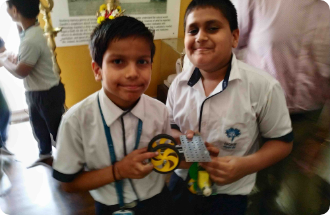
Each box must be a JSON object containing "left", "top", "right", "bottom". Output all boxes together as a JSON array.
[{"left": 54, "top": 0, "right": 190, "bottom": 108}]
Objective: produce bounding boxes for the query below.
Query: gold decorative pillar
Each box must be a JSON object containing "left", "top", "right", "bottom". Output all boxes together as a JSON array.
[{"left": 40, "top": 0, "right": 62, "bottom": 76}]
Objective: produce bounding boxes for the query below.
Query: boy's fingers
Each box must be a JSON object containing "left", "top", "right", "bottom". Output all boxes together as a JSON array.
[
  {"left": 141, "top": 163, "right": 154, "bottom": 173},
  {"left": 199, "top": 162, "right": 211, "bottom": 169},
  {"left": 134, "top": 163, "right": 154, "bottom": 177},
  {"left": 11, "top": 55, "right": 18, "bottom": 64},
  {"left": 205, "top": 142, "right": 219, "bottom": 156},
  {"left": 205, "top": 142, "right": 214, "bottom": 147},
  {"left": 133, "top": 147, "right": 148, "bottom": 154},
  {"left": 200, "top": 158, "right": 229, "bottom": 171},
  {"left": 207, "top": 147, "right": 220, "bottom": 157},
  {"left": 200, "top": 163, "right": 223, "bottom": 176},
  {"left": 135, "top": 151, "right": 159, "bottom": 161},
  {"left": 210, "top": 174, "right": 227, "bottom": 185},
  {"left": 186, "top": 130, "right": 195, "bottom": 139},
  {"left": 200, "top": 163, "right": 226, "bottom": 177}
]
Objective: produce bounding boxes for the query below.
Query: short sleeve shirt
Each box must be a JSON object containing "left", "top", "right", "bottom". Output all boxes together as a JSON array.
[
  {"left": 19, "top": 26, "right": 60, "bottom": 91},
  {"left": 167, "top": 54, "right": 293, "bottom": 195},
  {"left": 53, "top": 89, "right": 172, "bottom": 205}
]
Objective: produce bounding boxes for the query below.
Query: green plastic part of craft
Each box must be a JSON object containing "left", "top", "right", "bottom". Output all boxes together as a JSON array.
[{"left": 189, "top": 162, "right": 199, "bottom": 180}]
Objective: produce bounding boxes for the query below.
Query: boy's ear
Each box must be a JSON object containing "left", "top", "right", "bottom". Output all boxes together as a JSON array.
[
  {"left": 92, "top": 61, "right": 102, "bottom": 82},
  {"left": 231, "top": 29, "right": 240, "bottom": 49},
  {"left": 7, "top": 4, "right": 18, "bottom": 20},
  {"left": 11, "top": 5, "right": 19, "bottom": 19}
]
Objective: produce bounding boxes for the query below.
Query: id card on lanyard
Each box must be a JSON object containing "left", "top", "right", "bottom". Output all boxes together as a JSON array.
[
  {"left": 98, "top": 95, "right": 142, "bottom": 214},
  {"left": 113, "top": 210, "right": 135, "bottom": 215}
]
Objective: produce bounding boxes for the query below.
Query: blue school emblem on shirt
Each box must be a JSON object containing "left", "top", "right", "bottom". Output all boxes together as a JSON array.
[{"left": 225, "top": 128, "right": 241, "bottom": 142}]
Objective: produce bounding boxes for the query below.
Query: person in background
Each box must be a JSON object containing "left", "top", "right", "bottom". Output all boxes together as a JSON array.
[
  {"left": 0, "top": 0, "right": 66, "bottom": 168},
  {"left": 0, "top": 88, "right": 12, "bottom": 196},
  {"left": 231, "top": 0, "right": 330, "bottom": 214},
  {"left": 0, "top": 37, "right": 13, "bottom": 156}
]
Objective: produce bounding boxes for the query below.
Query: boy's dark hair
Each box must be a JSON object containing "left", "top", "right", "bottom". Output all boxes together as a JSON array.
[
  {"left": 90, "top": 16, "right": 156, "bottom": 67},
  {"left": 7, "top": 0, "right": 40, "bottom": 19},
  {"left": 0, "top": 38, "right": 4, "bottom": 49},
  {"left": 184, "top": 0, "right": 238, "bottom": 32}
]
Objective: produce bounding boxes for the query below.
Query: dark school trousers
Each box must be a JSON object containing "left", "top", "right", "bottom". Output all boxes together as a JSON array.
[
  {"left": 0, "top": 88, "right": 10, "bottom": 147},
  {"left": 95, "top": 186, "right": 175, "bottom": 215},
  {"left": 168, "top": 172, "right": 248, "bottom": 215},
  {"left": 25, "top": 82, "right": 65, "bottom": 155}
]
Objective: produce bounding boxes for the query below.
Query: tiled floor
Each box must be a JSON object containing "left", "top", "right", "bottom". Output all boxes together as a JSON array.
[
  {"left": 0, "top": 122, "right": 95, "bottom": 215},
  {"left": 4, "top": 121, "right": 42, "bottom": 166}
]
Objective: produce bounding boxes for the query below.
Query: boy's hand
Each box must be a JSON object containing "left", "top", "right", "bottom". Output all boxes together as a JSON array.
[
  {"left": 172, "top": 129, "right": 195, "bottom": 144},
  {"left": 205, "top": 142, "right": 220, "bottom": 157},
  {"left": 185, "top": 130, "right": 195, "bottom": 139},
  {"left": 116, "top": 147, "right": 158, "bottom": 179},
  {"left": 199, "top": 156, "right": 247, "bottom": 185},
  {"left": 8, "top": 53, "right": 18, "bottom": 65}
]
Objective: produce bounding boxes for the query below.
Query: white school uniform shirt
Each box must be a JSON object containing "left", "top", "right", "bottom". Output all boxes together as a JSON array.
[
  {"left": 53, "top": 89, "right": 171, "bottom": 205},
  {"left": 167, "top": 54, "right": 293, "bottom": 195}
]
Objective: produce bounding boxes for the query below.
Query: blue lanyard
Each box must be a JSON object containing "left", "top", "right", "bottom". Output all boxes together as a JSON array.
[{"left": 97, "top": 96, "right": 143, "bottom": 208}]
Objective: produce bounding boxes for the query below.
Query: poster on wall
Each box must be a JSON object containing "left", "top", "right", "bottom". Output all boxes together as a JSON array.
[{"left": 51, "top": 0, "right": 181, "bottom": 47}]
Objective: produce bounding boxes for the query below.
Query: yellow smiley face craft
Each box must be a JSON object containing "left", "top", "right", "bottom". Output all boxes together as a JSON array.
[{"left": 96, "top": 0, "right": 125, "bottom": 24}]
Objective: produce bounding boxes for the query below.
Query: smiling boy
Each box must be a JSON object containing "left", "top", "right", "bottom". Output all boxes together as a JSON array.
[
  {"left": 52, "top": 17, "right": 173, "bottom": 215},
  {"left": 166, "top": 0, "right": 293, "bottom": 214}
]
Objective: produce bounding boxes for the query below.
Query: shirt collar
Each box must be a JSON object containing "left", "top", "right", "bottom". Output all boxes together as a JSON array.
[
  {"left": 99, "top": 88, "right": 145, "bottom": 127},
  {"left": 228, "top": 54, "right": 241, "bottom": 82},
  {"left": 20, "top": 25, "right": 36, "bottom": 38},
  {"left": 181, "top": 53, "right": 241, "bottom": 86}
]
